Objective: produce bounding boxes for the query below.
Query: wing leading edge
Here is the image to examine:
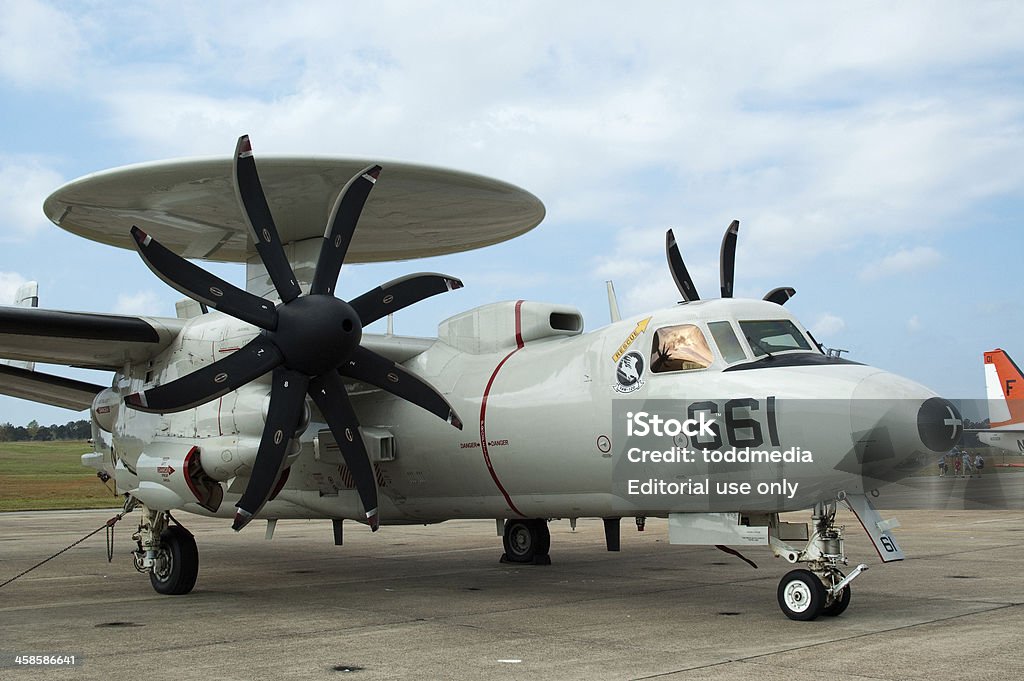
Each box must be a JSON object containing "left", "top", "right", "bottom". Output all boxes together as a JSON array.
[
  {"left": 0, "top": 306, "right": 183, "bottom": 371},
  {"left": 0, "top": 364, "right": 104, "bottom": 411},
  {"left": 0, "top": 306, "right": 440, "bottom": 409}
]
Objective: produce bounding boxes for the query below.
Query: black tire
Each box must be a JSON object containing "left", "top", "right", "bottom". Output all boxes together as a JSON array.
[
  {"left": 822, "top": 585, "right": 851, "bottom": 617},
  {"left": 777, "top": 569, "right": 825, "bottom": 621},
  {"left": 150, "top": 525, "right": 199, "bottom": 595},
  {"left": 502, "top": 519, "right": 550, "bottom": 563},
  {"left": 535, "top": 520, "right": 551, "bottom": 556}
]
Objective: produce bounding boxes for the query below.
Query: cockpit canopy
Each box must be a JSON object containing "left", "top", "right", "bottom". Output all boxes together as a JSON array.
[
  {"left": 647, "top": 303, "right": 820, "bottom": 376},
  {"left": 737, "top": 320, "right": 813, "bottom": 358}
]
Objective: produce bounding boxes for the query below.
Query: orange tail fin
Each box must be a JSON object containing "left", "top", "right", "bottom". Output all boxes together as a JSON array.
[{"left": 984, "top": 349, "right": 1024, "bottom": 427}]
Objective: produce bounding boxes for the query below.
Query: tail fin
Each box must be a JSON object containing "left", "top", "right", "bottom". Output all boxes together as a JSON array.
[
  {"left": 2, "top": 281, "right": 39, "bottom": 372},
  {"left": 984, "top": 348, "right": 1024, "bottom": 427},
  {"left": 14, "top": 281, "right": 39, "bottom": 309}
]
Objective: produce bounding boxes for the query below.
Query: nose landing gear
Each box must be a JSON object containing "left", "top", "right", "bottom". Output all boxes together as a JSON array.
[
  {"left": 777, "top": 568, "right": 826, "bottom": 620},
  {"left": 772, "top": 501, "right": 867, "bottom": 620}
]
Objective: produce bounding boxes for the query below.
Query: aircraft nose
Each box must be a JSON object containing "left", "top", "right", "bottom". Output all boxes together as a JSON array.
[
  {"left": 917, "top": 397, "right": 963, "bottom": 453},
  {"left": 849, "top": 371, "right": 955, "bottom": 471}
]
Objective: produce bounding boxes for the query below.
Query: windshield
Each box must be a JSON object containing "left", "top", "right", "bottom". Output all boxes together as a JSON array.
[
  {"left": 739, "top": 320, "right": 812, "bottom": 357},
  {"left": 708, "top": 321, "right": 748, "bottom": 364},
  {"left": 650, "top": 324, "right": 714, "bottom": 372}
]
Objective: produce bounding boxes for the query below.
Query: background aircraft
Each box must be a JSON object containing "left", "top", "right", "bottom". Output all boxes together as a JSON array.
[{"left": 975, "top": 348, "right": 1024, "bottom": 455}]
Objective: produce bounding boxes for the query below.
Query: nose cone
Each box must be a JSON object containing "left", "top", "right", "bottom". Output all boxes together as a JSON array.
[
  {"left": 842, "top": 371, "right": 955, "bottom": 480},
  {"left": 917, "top": 397, "right": 963, "bottom": 453}
]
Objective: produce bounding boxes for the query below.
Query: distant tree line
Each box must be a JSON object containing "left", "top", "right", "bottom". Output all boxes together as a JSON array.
[
  {"left": 0, "top": 419, "right": 91, "bottom": 442},
  {"left": 0, "top": 417, "right": 997, "bottom": 445}
]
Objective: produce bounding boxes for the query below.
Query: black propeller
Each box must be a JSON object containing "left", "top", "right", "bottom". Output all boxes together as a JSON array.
[
  {"left": 719, "top": 219, "right": 739, "bottom": 298},
  {"left": 665, "top": 230, "right": 700, "bottom": 302},
  {"left": 763, "top": 287, "right": 796, "bottom": 306},
  {"left": 125, "top": 135, "right": 464, "bottom": 532},
  {"left": 665, "top": 220, "right": 796, "bottom": 305}
]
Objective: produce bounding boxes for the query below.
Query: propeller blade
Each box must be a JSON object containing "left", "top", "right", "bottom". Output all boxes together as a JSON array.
[
  {"left": 233, "top": 135, "right": 302, "bottom": 304},
  {"left": 349, "top": 273, "right": 464, "bottom": 326},
  {"left": 720, "top": 220, "right": 739, "bottom": 298},
  {"left": 232, "top": 368, "right": 310, "bottom": 531},
  {"left": 665, "top": 229, "right": 700, "bottom": 302},
  {"left": 309, "top": 165, "right": 382, "bottom": 296},
  {"left": 125, "top": 335, "right": 283, "bottom": 413},
  {"left": 763, "top": 287, "right": 796, "bottom": 306},
  {"left": 130, "top": 227, "right": 278, "bottom": 330},
  {"left": 341, "top": 346, "right": 463, "bottom": 429},
  {"left": 308, "top": 371, "right": 380, "bottom": 531}
]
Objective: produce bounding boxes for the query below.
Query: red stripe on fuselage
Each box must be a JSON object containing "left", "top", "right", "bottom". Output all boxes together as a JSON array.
[{"left": 479, "top": 300, "right": 526, "bottom": 517}]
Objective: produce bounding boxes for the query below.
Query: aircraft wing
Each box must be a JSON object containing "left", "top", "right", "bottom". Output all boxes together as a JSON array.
[
  {"left": 341, "top": 333, "right": 438, "bottom": 395},
  {"left": 359, "top": 334, "right": 435, "bottom": 364},
  {"left": 0, "top": 306, "right": 183, "bottom": 371},
  {"left": 0, "top": 364, "right": 104, "bottom": 411},
  {"left": 0, "top": 306, "right": 437, "bottom": 406}
]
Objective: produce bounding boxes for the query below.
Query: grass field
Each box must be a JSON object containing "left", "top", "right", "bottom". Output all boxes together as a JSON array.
[{"left": 0, "top": 441, "right": 122, "bottom": 511}]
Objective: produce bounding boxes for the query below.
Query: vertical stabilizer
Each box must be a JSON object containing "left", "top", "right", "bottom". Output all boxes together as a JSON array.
[
  {"left": 3, "top": 282, "right": 39, "bottom": 372},
  {"left": 984, "top": 348, "right": 1024, "bottom": 427},
  {"left": 14, "top": 282, "right": 38, "bottom": 309}
]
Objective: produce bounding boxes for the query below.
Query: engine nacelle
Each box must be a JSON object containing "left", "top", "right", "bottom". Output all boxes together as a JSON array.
[
  {"left": 196, "top": 435, "right": 261, "bottom": 482},
  {"left": 133, "top": 441, "right": 224, "bottom": 512},
  {"left": 227, "top": 383, "right": 311, "bottom": 438},
  {"left": 91, "top": 388, "right": 121, "bottom": 433},
  {"left": 188, "top": 433, "right": 302, "bottom": 483}
]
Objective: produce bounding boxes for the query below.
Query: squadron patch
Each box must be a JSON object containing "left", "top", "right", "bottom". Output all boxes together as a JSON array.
[{"left": 614, "top": 351, "right": 646, "bottom": 394}]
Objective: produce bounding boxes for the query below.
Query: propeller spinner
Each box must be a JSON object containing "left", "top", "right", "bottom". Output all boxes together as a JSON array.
[
  {"left": 665, "top": 220, "right": 795, "bottom": 305},
  {"left": 125, "top": 135, "right": 464, "bottom": 532}
]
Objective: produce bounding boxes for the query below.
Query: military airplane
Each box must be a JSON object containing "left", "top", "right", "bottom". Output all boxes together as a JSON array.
[
  {"left": 0, "top": 136, "right": 962, "bottom": 620},
  {"left": 974, "top": 348, "right": 1024, "bottom": 455}
]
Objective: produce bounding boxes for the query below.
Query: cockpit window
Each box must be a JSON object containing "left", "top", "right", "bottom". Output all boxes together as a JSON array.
[
  {"left": 739, "top": 320, "right": 812, "bottom": 357},
  {"left": 708, "top": 321, "right": 748, "bottom": 363},
  {"left": 651, "top": 324, "right": 714, "bottom": 373}
]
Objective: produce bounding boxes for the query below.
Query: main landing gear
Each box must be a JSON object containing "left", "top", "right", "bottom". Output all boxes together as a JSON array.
[
  {"left": 500, "top": 518, "right": 551, "bottom": 565},
  {"left": 771, "top": 501, "right": 866, "bottom": 620},
  {"left": 129, "top": 499, "right": 199, "bottom": 595}
]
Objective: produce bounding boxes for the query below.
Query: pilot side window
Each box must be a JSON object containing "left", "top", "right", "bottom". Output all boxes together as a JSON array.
[
  {"left": 650, "top": 324, "right": 714, "bottom": 373},
  {"left": 739, "top": 320, "right": 812, "bottom": 357},
  {"left": 707, "top": 321, "right": 747, "bottom": 364}
]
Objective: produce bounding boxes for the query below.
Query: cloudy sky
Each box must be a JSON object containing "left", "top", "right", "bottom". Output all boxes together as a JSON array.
[{"left": 0, "top": 1, "right": 1022, "bottom": 426}]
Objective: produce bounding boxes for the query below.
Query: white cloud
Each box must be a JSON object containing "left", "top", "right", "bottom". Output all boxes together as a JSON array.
[
  {"left": 812, "top": 313, "right": 847, "bottom": 338},
  {"left": 0, "top": 271, "right": 28, "bottom": 304},
  {"left": 591, "top": 222, "right": 723, "bottom": 315},
  {"left": 0, "top": 2, "right": 1021, "bottom": 402},
  {"left": 907, "top": 315, "right": 922, "bottom": 332},
  {"left": 0, "top": 158, "right": 64, "bottom": 238},
  {"left": 860, "top": 246, "right": 943, "bottom": 281},
  {"left": 0, "top": 0, "right": 85, "bottom": 86},
  {"left": 58, "top": 2, "right": 1021, "bottom": 281},
  {"left": 113, "top": 291, "right": 162, "bottom": 316}
]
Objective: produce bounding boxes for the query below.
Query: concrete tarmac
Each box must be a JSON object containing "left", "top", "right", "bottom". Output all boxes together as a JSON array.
[{"left": 1, "top": 506, "right": 1023, "bottom": 681}]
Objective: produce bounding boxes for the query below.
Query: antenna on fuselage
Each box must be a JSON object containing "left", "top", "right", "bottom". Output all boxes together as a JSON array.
[
  {"left": 606, "top": 281, "right": 621, "bottom": 323},
  {"left": 386, "top": 313, "right": 394, "bottom": 336}
]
